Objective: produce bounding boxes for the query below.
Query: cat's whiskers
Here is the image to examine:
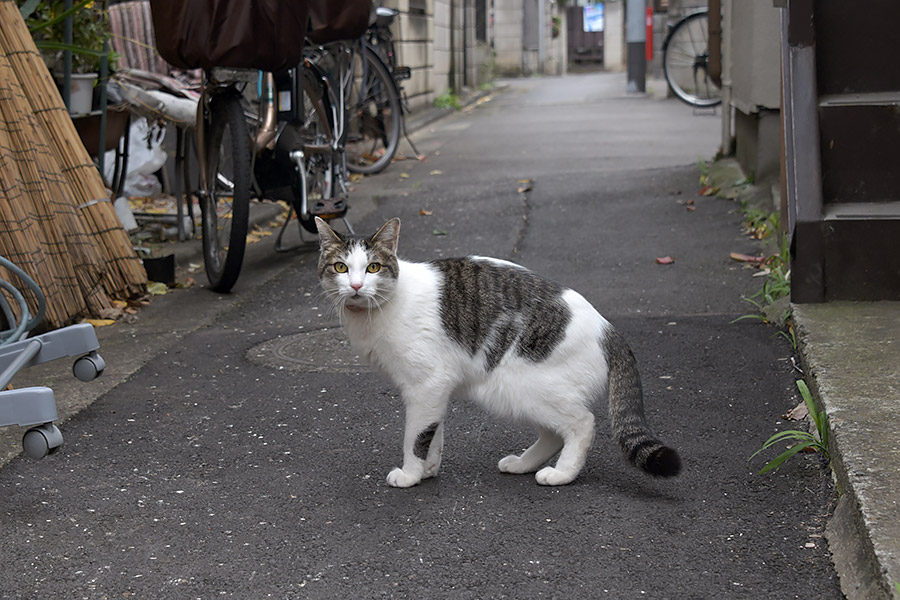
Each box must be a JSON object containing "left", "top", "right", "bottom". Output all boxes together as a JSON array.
[{"left": 317, "top": 288, "right": 347, "bottom": 322}]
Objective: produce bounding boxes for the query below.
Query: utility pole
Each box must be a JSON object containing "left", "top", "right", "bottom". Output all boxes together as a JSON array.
[{"left": 626, "top": 0, "right": 646, "bottom": 92}]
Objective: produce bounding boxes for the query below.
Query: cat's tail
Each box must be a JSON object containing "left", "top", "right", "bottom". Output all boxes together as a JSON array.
[{"left": 603, "top": 327, "right": 682, "bottom": 477}]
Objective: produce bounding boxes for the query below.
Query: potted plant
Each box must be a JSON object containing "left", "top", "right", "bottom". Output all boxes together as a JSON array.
[{"left": 20, "top": 0, "right": 114, "bottom": 114}]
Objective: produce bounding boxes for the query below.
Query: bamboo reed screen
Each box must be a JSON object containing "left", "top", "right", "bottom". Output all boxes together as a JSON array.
[{"left": 0, "top": 0, "right": 147, "bottom": 329}]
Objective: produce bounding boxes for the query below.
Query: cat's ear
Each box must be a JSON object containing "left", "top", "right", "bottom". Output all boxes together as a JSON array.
[
  {"left": 371, "top": 217, "right": 401, "bottom": 253},
  {"left": 315, "top": 217, "right": 342, "bottom": 249}
]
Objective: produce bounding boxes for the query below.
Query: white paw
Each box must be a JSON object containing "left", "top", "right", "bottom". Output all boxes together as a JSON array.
[
  {"left": 386, "top": 467, "right": 421, "bottom": 488},
  {"left": 535, "top": 466, "right": 576, "bottom": 486},
  {"left": 498, "top": 454, "right": 528, "bottom": 473}
]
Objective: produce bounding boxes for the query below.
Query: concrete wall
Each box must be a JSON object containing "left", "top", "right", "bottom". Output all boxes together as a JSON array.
[
  {"left": 493, "top": 0, "right": 524, "bottom": 76},
  {"left": 495, "top": 0, "right": 565, "bottom": 76},
  {"left": 722, "top": 0, "right": 781, "bottom": 183},
  {"left": 604, "top": 0, "right": 625, "bottom": 71},
  {"left": 391, "top": 0, "right": 434, "bottom": 113}
]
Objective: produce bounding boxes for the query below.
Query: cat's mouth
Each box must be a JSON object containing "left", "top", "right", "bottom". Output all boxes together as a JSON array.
[{"left": 345, "top": 294, "right": 368, "bottom": 312}]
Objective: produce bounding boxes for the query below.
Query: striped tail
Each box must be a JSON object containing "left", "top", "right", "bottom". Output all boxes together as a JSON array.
[{"left": 603, "top": 328, "right": 681, "bottom": 477}]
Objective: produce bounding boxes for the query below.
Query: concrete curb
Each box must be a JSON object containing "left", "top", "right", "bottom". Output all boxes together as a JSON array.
[{"left": 793, "top": 303, "right": 900, "bottom": 600}]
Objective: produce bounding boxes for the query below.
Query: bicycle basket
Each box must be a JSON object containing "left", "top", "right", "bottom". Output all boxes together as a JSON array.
[
  {"left": 307, "top": 0, "right": 370, "bottom": 44},
  {"left": 148, "top": 0, "right": 309, "bottom": 72}
]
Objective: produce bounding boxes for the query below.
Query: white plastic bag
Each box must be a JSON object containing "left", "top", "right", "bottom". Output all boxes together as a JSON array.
[{"left": 104, "top": 117, "right": 167, "bottom": 198}]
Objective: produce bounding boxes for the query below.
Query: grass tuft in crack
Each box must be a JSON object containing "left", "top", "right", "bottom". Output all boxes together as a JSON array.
[{"left": 750, "top": 380, "right": 830, "bottom": 474}]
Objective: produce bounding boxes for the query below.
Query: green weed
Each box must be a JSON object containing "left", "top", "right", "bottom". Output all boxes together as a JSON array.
[
  {"left": 741, "top": 201, "right": 780, "bottom": 240},
  {"left": 696, "top": 157, "right": 710, "bottom": 185},
  {"left": 734, "top": 232, "right": 792, "bottom": 329},
  {"left": 750, "top": 380, "right": 830, "bottom": 474},
  {"left": 434, "top": 92, "right": 462, "bottom": 110}
]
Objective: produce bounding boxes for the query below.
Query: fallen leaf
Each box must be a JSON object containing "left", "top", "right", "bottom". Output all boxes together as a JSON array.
[
  {"left": 147, "top": 281, "right": 168, "bottom": 295},
  {"left": 730, "top": 252, "right": 766, "bottom": 264},
  {"left": 686, "top": 205, "right": 696, "bottom": 212},
  {"left": 112, "top": 299, "right": 128, "bottom": 309},
  {"left": 348, "top": 173, "right": 365, "bottom": 183},
  {"left": 432, "top": 229, "right": 448, "bottom": 236},
  {"left": 420, "top": 209, "right": 434, "bottom": 216},
  {"left": 784, "top": 401, "right": 809, "bottom": 421},
  {"left": 655, "top": 256, "right": 675, "bottom": 265},
  {"left": 83, "top": 318, "right": 116, "bottom": 327},
  {"left": 399, "top": 173, "right": 410, "bottom": 179},
  {"left": 517, "top": 178, "right": 533, "bottom": 193},
  {"left": 699, "top": 185, "right": 719, "bottom": 196},
  {"left": 416, "top": 154, "right": 427, "bottom": 161},
  {"left": 429, "top": 169, "right": 443, "bottom": 175},
  {"left": 98, "top": 307, "right": 123, "bottom": 320}
]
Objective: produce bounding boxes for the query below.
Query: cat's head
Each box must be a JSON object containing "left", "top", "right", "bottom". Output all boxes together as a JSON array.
[{"left": 315, "top": 217, "right": 401, "bottom": 313}]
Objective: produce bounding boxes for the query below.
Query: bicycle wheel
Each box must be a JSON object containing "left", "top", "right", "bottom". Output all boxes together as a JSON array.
[
  {"left": 662, "top": 10, "right": 721, "bottom": 108},
  {"left": 345, "top": 45, "right": 402, "bottom": 175},
  {"left": 200, "top": 91, "right": 251, "bottom": 292}
]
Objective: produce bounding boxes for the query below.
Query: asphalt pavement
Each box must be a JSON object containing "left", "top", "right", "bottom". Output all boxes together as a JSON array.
[{"left": 1, "top": 71, "right": 883, "bottom": 598}]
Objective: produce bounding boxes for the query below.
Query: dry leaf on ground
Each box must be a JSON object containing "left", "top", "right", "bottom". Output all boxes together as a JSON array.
[
  {"left": 730, "top": 252, "right": 765, "bottom": 264},
  {"left": 784, "top": 401, "right": 809, "bottom": 421}
]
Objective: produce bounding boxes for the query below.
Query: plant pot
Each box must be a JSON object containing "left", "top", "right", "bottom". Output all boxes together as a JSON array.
[{"left": 69, "top": 72, "right": 98, "bottom": 115}]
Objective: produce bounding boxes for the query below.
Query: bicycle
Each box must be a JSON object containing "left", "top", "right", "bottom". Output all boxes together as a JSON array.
[
  {"left": 342, "top": 34, "right": 404, "bottom": 175},
  {"left": 661, "top": 8, "right": 722, "bottom": 108},
  {"left": 355, "top": 4, "right": 421, "bottom": 170},
  {"left": 196, "top": 47, "right": 357, "bottom": 291}
]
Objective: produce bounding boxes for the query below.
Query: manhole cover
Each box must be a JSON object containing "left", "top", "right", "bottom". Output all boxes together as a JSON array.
[{"left": 247, "top": 327, "right": 368, "bottom": 373}]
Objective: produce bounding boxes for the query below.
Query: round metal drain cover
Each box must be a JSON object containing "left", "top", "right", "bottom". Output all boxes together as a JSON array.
[{"left": 247, "top": 328, "right": 367, "bottom": 373}]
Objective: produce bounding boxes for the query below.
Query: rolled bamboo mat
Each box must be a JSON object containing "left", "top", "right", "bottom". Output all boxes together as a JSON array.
[{"left": 0, "top": 0, "right": 147, "bottom": 328}]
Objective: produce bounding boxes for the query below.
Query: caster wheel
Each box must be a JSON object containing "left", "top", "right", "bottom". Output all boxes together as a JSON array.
[
  {"left": 73, "top": 351, "right": 105, "bottom": 382},
  {"left": 23, "top": 424, "right": 63, "bottom": 460}
]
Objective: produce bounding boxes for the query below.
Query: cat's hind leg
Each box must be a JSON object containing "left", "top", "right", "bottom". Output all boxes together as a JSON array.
[
  {"left": 498, "top": 428, "right": 564, "bottom": 474},
  {"left": 535, "top": 413, "right": 595, "bottom": 486}
]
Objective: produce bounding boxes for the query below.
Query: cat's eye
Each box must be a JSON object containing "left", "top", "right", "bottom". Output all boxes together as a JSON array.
[
  {"left": 366, "top": 263, "right": 381, "bottom": 274},
  {"left": 333, "top": 262, "right": 348, "bottom": 273}
]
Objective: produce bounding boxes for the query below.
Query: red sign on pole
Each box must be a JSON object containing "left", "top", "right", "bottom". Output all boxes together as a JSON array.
[{"left": 645, "top": 7, "right": 654, "bottom": 61}]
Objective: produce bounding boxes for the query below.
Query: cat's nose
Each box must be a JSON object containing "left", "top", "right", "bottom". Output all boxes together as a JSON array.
[{"left": 350, "top": 282, "right": 363, "bottom": 291}]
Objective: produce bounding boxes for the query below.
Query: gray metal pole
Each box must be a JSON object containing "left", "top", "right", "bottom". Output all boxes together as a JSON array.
[{"left": 626, "top": 0, "right": 646, "bottom": 93}]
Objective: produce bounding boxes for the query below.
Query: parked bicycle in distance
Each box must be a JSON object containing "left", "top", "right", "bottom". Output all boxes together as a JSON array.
[{"left": 662, "top": 8, "right": 722, "bottom": 108}]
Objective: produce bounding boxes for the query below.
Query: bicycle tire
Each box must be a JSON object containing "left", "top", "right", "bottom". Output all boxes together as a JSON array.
[
  {"left": 662, "top": 10, "right": 722, "bottom": 108},
  {"left": 200, "top": 91, "right": 251, "bottom": 292},
  {"left": 345, "top": 45, "right": 402, "bottom": 175}
]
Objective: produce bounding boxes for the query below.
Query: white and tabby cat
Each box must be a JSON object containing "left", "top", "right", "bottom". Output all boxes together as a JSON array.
[{"left": 315, "top": 217, "right": 681, "bottom": 487}]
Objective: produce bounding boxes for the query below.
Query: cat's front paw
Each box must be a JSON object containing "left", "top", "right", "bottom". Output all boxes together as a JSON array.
[
  {"left": 535, "top": 466, "right": 576, "bottom": 486},
  {"left": 386, "top": 467, "right": 421, "bottom": 488}
]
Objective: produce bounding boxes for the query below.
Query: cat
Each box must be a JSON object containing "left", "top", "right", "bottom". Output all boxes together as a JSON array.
[{"left": 315, "top": 217, "right": 681, "bottom": 488}]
